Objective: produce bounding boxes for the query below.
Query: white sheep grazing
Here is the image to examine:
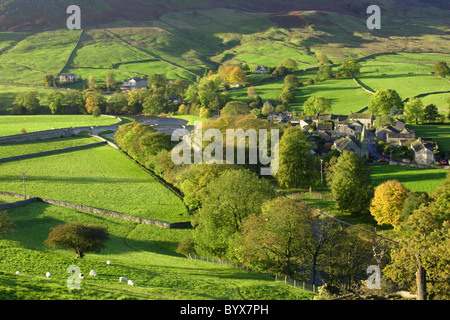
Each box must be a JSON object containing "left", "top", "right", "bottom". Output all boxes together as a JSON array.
[
  {"left": 119, "top": 277, "right": 127, "bottom": 283},
  {"left": 46, "top": 272, "right": 51, "bottom": 278},
  {"left": 127, "top": 280, "right": 134, "bottom": 286},
  {"left": 15, "top": 271, "right": 21, "bottom": 275},
  {"left": 79, "top": 273, "right": 85, "bottom": 279},
  {"left": 106, "top": 260, "right": 111, "bottom": 265},
  {"left": 89, "top": 270, "right": 97, "bottom": 277}
]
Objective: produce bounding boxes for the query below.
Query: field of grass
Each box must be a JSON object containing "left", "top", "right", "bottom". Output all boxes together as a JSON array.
[
  {"left": 0, "top": 201, "right": 313, "bottom": 300},
  {"left": 358, "top": 59, "right": 450, "bottom": 100},
  {"left": 0, "top": 115, "right": 120, "bottom": 137},
  {"left": 0, "top": 135, "right": 102, "bottom": 159},
  {"left": 0, "top": 29, "right": 81, "bottom": 85},
  {"left": 407, "top": 124, "right": 450, "bottom": 153},
  {"left": 0, "top": 143, "right": 189, "bottom": 223},
  {"left": 370, "top": 164, "right": 448, "bottom": 193}
]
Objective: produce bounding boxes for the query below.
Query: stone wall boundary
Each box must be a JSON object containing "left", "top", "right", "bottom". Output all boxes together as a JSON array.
[{"left": 0, "top": 191, "right": 192, "bottom": 229}]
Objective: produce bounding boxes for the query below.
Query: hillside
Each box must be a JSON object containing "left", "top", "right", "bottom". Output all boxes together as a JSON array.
[{"left": 0, "top": 0, "right": 449, "bottom": 31}]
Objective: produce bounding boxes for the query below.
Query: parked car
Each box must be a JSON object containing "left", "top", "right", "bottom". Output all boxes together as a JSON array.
[
  {"left": 441, "top": 158, "right": 448, "bottom": 165},
  {"left": 381, "top": 157, "right": 388, "bottom": 162}
]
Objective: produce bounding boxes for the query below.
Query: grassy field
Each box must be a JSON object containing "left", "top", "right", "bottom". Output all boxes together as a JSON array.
[
  {"left": 0, "top": 143, "right": 189, "bottom": 223},
  {"left": 0, "top": 115, "right": 120, "bottom": 137},
  {"left": 408, "top": 124, "right": 450, "bottom": 153},
  {"left": 0, "top": 201, "right": 313, "bottom": 300},
  {"left": 0, "top": 29, "right": 81, "bottom": 85},
  {"left": 0, "top": 135, "right": 102, "bottom": 159},
  {"left": 370, "top": 164, "right": 448, "bottom": 193}
]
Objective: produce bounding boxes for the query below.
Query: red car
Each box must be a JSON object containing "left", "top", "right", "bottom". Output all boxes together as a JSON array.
[{"left": 441, "top": 158, "right": 448, "bottom": 165}]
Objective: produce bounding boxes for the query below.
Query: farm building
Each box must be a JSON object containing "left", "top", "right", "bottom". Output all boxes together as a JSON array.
[
  {"left": 253, "top": 65, "right": 268, "bottom": 74},
  {"left": 59, "top": 73, "right": 77, "bottom": 82},
  {"left": 121, "top": 77, "right": 149, "bottom": 91},
  {"left": 411, "top": 138, "right": 435, "bottom": 164},
  {"left": 333, "top": 125, "right": 369, "bottom": 158}
]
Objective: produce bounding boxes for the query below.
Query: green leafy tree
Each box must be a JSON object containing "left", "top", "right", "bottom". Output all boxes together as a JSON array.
[
  {"left": 88, "top": 74, "right": 97, "bottom": 90},
  {"left": 434, "top": 61, "right": 450, "bottom": 78},
  {"left": 105, "top": 72, "right": 116, "bottom": 91},
  {"left": 192, "top": 169, "right": 275, "bottom": 257},
  {"left": 221, "top": 101, "right": 249, "bottom": 117},
  {"left": 369, "top": 89, "right": 404, "bottom": 115},
  {"left": 327, "top": 150, "right": 374, "bottom": 214},
  {"left": 23, "top": 91, "right": 41, "bottom": 114},
  {"left": 143, "top": 94, "right": 166, "bottom": 116},
  {"left": 384, "top": 175, "right": 450, "bottom": 300},
  {"left": 276, "top": 127, "right": 319, "bottom": 188},
  {"left": 338, "top": 58, "right": 361, "bottom": 78},
  {"left": 44, "top": 222, "right": 109, "bottom": 259},
  {"left": 283, "top": 74, "right": 300, "bottom": 89},
  {"left": 43, "top": 75, "right": 56, "bottom": 87},
  {"left": 278, "top": 58, "right": 298, "bottom": 72},
  {"left": 47, "top": 91, "right": 65, "bottom": 114},
  {"left": 316, "top": 53, "right": 330, "bottom": 65},
  {"left": 404, "top": 98, "right": 424, "bottom": 124},
  {"left": 423, "top": 104, "right": 439, "bottom": 123},
  {"left": 303, "top": 96, "right": 332, "bottom": 116},
  {"left": 317, "top": 64, "right": 332, "bottom": 80}
]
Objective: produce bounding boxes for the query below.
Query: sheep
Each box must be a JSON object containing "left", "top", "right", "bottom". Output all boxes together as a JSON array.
[
  {"left": 79, "top": 273, "right": 85, "bottom": 280},
  {"left": 89, "top": 269, "right": 97, "bottom": 277},
  {"left": 46, "top": 272, "right": 51, "bottom": 278},
  {"left": 106, "top": 260, "right": 111, "bottom": 265},
  {"left": 119, "top": 277, "right": 127, "bottom": 283},
  {"left": 15, "top": 271, "right": 21, "bottom": 275},
  {"left": 127, "top": 280, "right": 134, "bottom": 286}
]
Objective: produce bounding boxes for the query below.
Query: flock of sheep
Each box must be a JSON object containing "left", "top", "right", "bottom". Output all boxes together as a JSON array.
[{"left": 15, "top": 260, "right": 135, "bottom": 287}]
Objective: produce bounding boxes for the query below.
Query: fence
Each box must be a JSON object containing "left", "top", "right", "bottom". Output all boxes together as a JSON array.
[{"left": 189, "top": 254, "right": 318, "bottom": 294}]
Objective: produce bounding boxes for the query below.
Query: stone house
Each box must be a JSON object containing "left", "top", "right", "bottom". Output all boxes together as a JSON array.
[
  {"left": 121, "top": 77, "right": 149, "bottom": 91},
  {"left": 411, "top": 138, "right": 435, "bottom": 164},
  {"left": 253, "top": 65, "right": 268, "bottom": 74},
  {"left": 59, "top": 73, "right": 77, "bottom": 82},
  {"left": 333, "top": 125, "right": 369, "bottom": 158}
]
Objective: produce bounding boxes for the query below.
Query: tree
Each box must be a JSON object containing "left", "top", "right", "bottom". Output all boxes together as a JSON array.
[
  {"left": 237, "top": 197, "right": 315, "bottom": 277},
  {"left": 247, "top": 86, "right": 257, "bottom": 99},
  {"left": 316, "top": 53, "right": 330, "bottom": 65},
  {"left": 106, "top": 92, "right": 128, "bottom": 114},
  {"left": 221, "top": 101, "right": 249, "bottom": 117},
  {"left": 0, "top": 210, "right": 16, "bottom": 238},
  {"left": 317, "top": 64, "right": 332, "bottom": 80},
  {"left": 384, "top": 176, "right": 450, "bottom": 300},
  {"left": 47, "top": 91, "right": 65, "bottom": 114},
  {"left": 44, "top": 222, "right": 109, "bottom": 258},
  {"left": 400, "top": 191, "right": 429, "bottom": 222},
  {"left": 278, "top": 87, "right": 295, "bottom": 105},
  {"left": 105, "top": 72, "right": 116, "bottom": 91},
  {"left": 283, "top": 74, "right": 300, "bottom": 89},
  {"left": 88, "top": 74, "right": 97, "bottom": 90},
  {"left": 338, "top": 58, "right": 361, "bottom": 78},
  {"left": 369, "top": 89, "right": 404, "bottom": 115},
  {"left": 65, "top": 91, "right": 85, "bottom": 114},
  {"left": 276, "top": 127, "right": 319, "bottom": 188},
  {"left": 370, "top": 180, "right": 409, "bottom": 229},
  {"left": 85, "top": 94, "right": 99, "bottom": 114},
  {"left": 404, "top": 98, "right": 424, "bottom": 124},
  {"left": 434, "top": 61, "right": 450, "bottom": 78},
  {"left": 327, "top": 150, "right": 374, "bottom": 214},
  {"left": 43, "top": 75, "right": 56, "bottom": 87},
  {"left": 278, "top": 58, "right": 298, "bottom": 72},
  {"left": 175, "top": 164, "right": 239, "bottom": 210},
  {"left": 143, "top": 94, "right": 165, "bottom": 116},
  {"left": 23, "top": 91, "right": 41, "bottom": 114},
  {"left": 192, "top": 169, "right": 275, "bottom": 257},
  {"left": 218, "top": 65, "right": 248, "bottom": 86},
  {"left": 303, "top": 96, "right": 332, "bottom": 116},
  {"left": 423, "top": 104, "right": 439, "bottom": 123}
]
